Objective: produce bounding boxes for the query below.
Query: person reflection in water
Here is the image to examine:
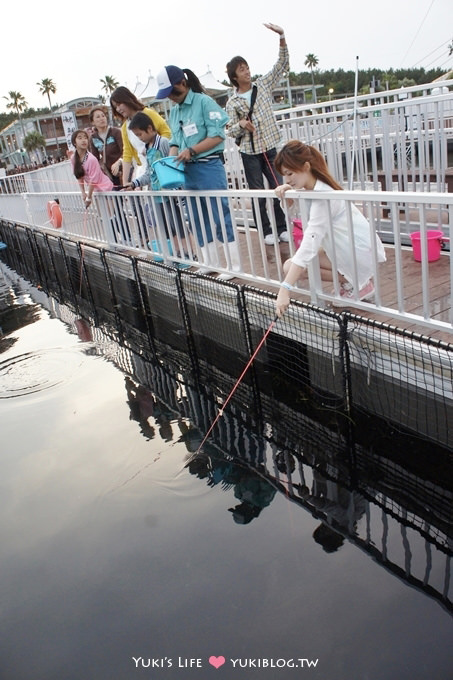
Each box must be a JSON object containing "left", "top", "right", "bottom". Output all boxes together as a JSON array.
[
  {"left": 74, "top": 318, "right": 93, "bottom": 342},
  {"left": 309, "top": 469, "right": 366, "bottom": 553},
  {"left": 228, "top": 474, "right": 277, "bottom": 525},
  {"left": 125, "top": 377, "right": 155, "bottom": 440},
  {"left": 187, "top": 449, "right": 276, "bottom": 524}
]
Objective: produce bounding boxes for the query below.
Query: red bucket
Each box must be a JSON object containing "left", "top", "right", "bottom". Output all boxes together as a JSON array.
[
  {"left": 292, "top": 219, "right": 303, "bottom": 249},
  {"left": 409, "top": 230, "right": 449, "bottom": 262}
]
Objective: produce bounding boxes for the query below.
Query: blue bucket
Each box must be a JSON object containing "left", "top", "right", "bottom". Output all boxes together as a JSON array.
[
  {"left": 152, "top": 156, "right": 185, "bottom": 189},
  {"left": 149, "top": 239, "right": 173, "bottom": 262}
]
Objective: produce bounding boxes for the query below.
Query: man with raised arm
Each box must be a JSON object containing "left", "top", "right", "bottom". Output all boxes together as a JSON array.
[{"left": 226, "top": 23, "right": 290, "bottom": 245}]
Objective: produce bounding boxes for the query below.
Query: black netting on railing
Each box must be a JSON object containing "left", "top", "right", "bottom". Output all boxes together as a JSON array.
[
  {"left": 1, "top": 219, "right": 452, "bottom": 455},
  {"left": 178, "top": 275, "right": 261, "bottom": 407},
  {"left": 243, "top": 287, "right": 349, "bottom": 416},
  {"left": 59, "top": 240, "right": 93, "bottom": 318},
  {"left": 46, "top": 234, "right": 75, "bottom": 308},
  {"left": 0, "top": 222, "right": 22, "bottom": 273},
  {"left": 103, "top": 252, "right": 148, "bottom": 342},
  {"left": 135, "top": 259, "right": 189, "bottom": 357},
  {"left": 31, "top": 232, "right": 62, "bottom": 297},
  {"left": 2, "top": 239, "right": 452, "bottom": 612},
  {"left": 78, "top": 246, "right": 117, "bottom": 327},
  {"left": 344, "top": 313, "right": 453, "bottom": 449},
  {"left": 15, "top": 226, "right": 37, "bottom": 284}
]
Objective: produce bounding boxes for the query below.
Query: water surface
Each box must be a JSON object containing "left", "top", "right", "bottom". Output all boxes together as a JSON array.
[{"left": 0, "top": 267, "right": 451, "bottom": 680}]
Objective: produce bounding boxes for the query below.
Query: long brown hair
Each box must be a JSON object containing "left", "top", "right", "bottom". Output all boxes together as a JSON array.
[
  {"left": 275, "top": 141, "right": 343, "bottom": 191},
  {"left": 110, "top": 86, "right": 144, "bottom": 122},
  {"left": 71, "top": 130, "right": 89, "bottom": 179}
]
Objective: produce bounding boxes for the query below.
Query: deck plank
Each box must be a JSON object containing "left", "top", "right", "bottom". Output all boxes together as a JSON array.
[{"left": 229, "top": 232, "right": 453, "bottom": 345}]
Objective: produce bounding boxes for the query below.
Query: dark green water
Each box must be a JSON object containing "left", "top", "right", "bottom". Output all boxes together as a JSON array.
[{"left": 0, "top": 267, "right": 452, "bottom": 680}]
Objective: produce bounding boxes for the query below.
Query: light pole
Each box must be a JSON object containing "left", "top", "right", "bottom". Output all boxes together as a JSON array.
[{"left": 328, "top": 88, "right": 334, "bottom": 101}]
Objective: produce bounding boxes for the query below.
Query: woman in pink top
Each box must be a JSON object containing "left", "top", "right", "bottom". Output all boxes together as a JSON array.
[{"left": 71, "top": 129, "right": 113, "bottom": 209}]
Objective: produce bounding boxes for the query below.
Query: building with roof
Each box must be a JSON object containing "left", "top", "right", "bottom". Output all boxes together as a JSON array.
[{"left": 0, "top": 96, "right": 103, "bottom": 170}]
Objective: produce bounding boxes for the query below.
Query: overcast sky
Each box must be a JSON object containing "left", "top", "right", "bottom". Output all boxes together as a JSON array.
[{"left": 1, "top": 0, "right": 451, "bottom": 112}]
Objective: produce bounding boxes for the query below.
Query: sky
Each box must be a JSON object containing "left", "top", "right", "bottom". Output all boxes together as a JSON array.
[{"left": 1, "top": 0, "right": 451, "bottom": 113}]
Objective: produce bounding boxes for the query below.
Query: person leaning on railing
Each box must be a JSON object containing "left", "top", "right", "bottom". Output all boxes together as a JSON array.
[
  {"left": 155, "top": 64, "right": 241, "bottom": 280},
  {"left": 70, "top": 129, "right": 113, "bottom": 208},
  {"left": 274, "top": 141, "right": 386, "bottom": 317}
]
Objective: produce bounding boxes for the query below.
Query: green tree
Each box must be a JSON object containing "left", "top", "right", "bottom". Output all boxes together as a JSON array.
[
  {"left": 23, "top": 129, "right": 46, "bottom": 162},
  {"left": 100, "top": 76, "right": 119, "bottom": 123},
  {"left": 37, "top": 78, "right": 60, "bottom": 156},
  {"left": 100, "top": 75, "right": 119, "bottom": 98},
  {"left": 3, "top": 91, "right": 29, "bottom": 162},
  {"left": 304, "top": 54, "right": 319, "bottom": 103}
]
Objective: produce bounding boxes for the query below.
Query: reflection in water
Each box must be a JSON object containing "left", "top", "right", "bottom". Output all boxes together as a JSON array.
[
  {"left": 187, "top": 450, "right": 277, "bottom": 525},
  {"left": 308, "top": 472, "right": 366, "bottom": 553},
  {"left": 0, "top": 263, "right": 452, "bottom": 679},
  {"left": 125, "top": 376, "right": 156, "bottom": 440}
]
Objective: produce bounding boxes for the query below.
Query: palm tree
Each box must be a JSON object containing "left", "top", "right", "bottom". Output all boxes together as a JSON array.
[
  {"left": 304, "top": 54, "right": 319, "bottom": 103},
  {"left": 37, "top": 78, "right": 60, "bottom": 156},
  {"left": 100, "top": 75, "right": 119, "bottom": 99},
  {"left": 23, "top": 130, "right": 47, "bottom": 163},
  {"left": 3, "top": 91, "right": 29, "bottom": 163},
  {"left": 100, "top": 76, "right": 119, "bottom": 123}
]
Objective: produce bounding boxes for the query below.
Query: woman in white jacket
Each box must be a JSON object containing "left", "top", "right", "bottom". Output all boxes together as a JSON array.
[{"left": 273, "top": 141, "right": 386, "bottom": 317}]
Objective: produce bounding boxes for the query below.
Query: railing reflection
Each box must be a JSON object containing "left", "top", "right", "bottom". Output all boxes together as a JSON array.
[{"left": 8, "top": 265, "right": 450, "bottom": 616}]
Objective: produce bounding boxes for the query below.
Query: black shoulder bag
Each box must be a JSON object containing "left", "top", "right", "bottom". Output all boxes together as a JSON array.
[{"left": 235, "top": 84, "right": 257, "bottom": 149}]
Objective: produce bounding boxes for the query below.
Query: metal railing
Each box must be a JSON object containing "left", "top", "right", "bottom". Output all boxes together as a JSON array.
[
  {"left": 1, "top": 82, "right": 452, "bottom": 199},
  {"left": 1, "top": 184, "right": 452, "bottom": 334},
  {"left": 275, "top": 83, "right": 453, "bottom": 195},
  {"left": 0, "top": 81, "right": 452, "bottom": 334}
]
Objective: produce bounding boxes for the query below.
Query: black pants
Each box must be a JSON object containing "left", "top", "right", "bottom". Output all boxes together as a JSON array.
[{"left": 240, "top": 147, "right": 287, "bottom": 236}]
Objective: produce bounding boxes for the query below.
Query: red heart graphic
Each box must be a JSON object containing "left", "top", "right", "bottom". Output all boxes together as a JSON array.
[{"left": 209, "top": 656, "right": 226, "bottom": 669}]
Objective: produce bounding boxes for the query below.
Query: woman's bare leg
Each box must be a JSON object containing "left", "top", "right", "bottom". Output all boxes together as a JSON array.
[{"left": 283, "top": 250, "right": 346, "bottom": 285}]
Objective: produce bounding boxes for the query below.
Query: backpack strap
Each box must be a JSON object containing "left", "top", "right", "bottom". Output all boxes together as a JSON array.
[{"left": 248, "top": 85, "right": 258, "bottom": 152}]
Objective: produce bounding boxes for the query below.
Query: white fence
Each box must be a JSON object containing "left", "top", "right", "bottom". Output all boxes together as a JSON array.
[
  {"left": 2, "top": 81, "right": 452, "bottom": 200},
  {"left": 1, "top": 185, "right": 452, "bottom": 334},
  {"left": 274, "top": 81, "right": 453, "bottom": 202},
  {"left": 0, "top": 81, "right": 452, "bottom": 334}
]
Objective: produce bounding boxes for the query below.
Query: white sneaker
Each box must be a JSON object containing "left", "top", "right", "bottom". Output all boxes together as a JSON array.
[
  {"left": 264, "top": 233, "right": 278, "bottom": 245},
  {"left": 279, "top": 231, "right": 290, "bottom": 242},
  {"left": 196, "top": 265, "right": 217, "bottom": 275}
]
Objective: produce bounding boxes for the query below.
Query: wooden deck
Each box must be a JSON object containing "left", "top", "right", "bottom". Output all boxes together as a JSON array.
[{"left": 223, "top": 231, "right": 453, "bottom": 345}]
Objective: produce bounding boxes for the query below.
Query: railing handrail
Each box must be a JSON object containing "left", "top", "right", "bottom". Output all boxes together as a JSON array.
[
  {"left": 1, "top": 184, "right": 452, "bottom": 336},
  {"left": 274, "top": 79, "right": 453, "bottom": 117}
]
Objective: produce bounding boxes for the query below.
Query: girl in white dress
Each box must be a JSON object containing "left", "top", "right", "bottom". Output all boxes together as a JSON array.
[{"left": 273, "top": 141, "right": 386, "bottom": 317}]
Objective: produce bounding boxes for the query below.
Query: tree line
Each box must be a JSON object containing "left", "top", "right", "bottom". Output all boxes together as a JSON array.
[{"left": 285, "top": 66, "right": 447, "bottom": 100}]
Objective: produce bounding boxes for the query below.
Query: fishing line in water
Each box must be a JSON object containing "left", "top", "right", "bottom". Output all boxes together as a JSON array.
[{"left": 192, "top": 315, "right": 279, "bottom": 458}]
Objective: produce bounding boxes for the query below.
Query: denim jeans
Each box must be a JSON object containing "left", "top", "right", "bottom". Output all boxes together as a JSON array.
[
  {"left": 240, "top": 147, "right": 287, "bottom": 236},
  {"left": 184, "top": 158, "right": 235, "bottom": 246}
]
